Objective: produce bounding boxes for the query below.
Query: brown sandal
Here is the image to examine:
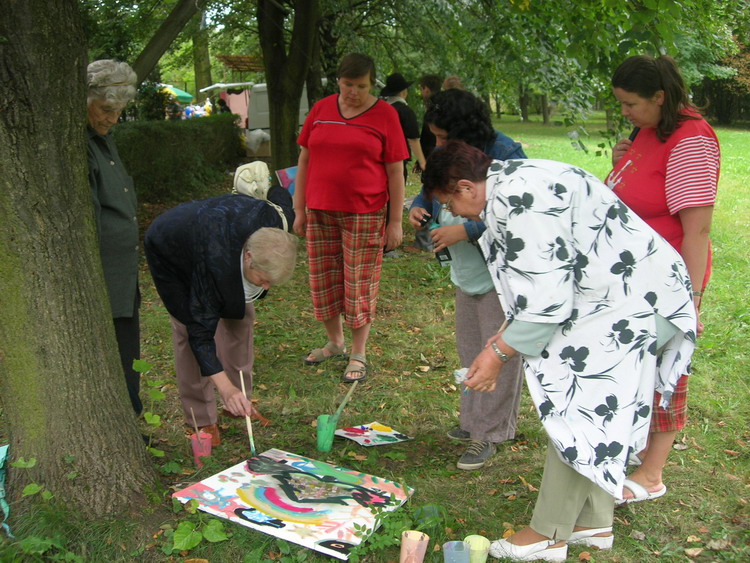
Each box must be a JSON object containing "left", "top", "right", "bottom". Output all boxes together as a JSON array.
[
  {"left": 304, "top": 341, "right": 347, "bottom": 365},
  {"left": 342, "top": 353, "right": 368, "bottom": 383}
]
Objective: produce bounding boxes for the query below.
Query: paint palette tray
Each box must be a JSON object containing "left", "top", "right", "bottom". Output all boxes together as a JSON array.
[
  {"left": 335, "top": 421, "right": 413, "bottom": 446},
  {"left": 173, "top": 448, "right": 413, "bottom": 560}
]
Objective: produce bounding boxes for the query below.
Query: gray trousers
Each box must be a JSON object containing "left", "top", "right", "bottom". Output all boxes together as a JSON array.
[
  {"left": 170, "top": 303, "right": 255, "bottom": 427},
  {"left": 455, "top": 287, "right": 524, "bottom": 443},
  {"left": 530, "top": 441, "right": 615, "bottom": 539}
]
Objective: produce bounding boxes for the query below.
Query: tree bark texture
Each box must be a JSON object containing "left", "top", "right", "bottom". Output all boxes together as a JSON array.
[
  {"left": 0, "top": 0, "right": 156, "bottom": 517},
  {"left": 258, "top": 0, "right": 321, "bottom": 170},
  {"left": 132, "top": 0, "right": 205, "bottom": 82}
]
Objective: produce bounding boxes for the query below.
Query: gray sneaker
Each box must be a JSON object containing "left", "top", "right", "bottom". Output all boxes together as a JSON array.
[
  {"left": 457, "top": 440, "right": 496, "bottom": 470},
  {"left": 446, "top": 427, "right": 471, "bottom": 442}
]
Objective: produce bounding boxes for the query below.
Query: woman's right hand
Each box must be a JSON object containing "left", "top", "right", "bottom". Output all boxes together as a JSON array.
[
  {"left": 293, "top": 211, "right": 307, "bottom": 237},
  {"left": 408, "top": 207, "right": 429, "bottom": 229},
  {"left": 612, "top": 138, "right": 633, "bottom": 167}
]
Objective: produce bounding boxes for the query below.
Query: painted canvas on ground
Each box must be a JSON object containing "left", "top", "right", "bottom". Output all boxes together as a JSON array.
[
  {"left": 335, "top": 422, "right": 413, "bottom": 447},
  {"left": 172, "top": 448, "right": 414, "bottom": 560}
]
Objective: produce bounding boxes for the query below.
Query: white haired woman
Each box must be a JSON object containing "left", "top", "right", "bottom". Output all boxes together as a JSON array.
[{"left": 86, "top": 59, "right": 142, "bottom": 414}]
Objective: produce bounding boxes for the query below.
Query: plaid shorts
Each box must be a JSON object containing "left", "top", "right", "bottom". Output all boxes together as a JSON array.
[
  {"left": 651, "top": 374, "right": 689, "bottom": 433},
  {"left": 306, "top": 208, "right": 385, "bottom": 328}
]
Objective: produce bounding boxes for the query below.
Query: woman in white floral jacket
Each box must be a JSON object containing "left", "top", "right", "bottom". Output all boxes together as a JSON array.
[{"left": 422, "top": 141, "right": 696, "bottom": 562}]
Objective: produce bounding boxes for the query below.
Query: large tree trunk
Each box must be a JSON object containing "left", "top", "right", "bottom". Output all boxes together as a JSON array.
[
  {"left": 132, "top": 0, "right": 205, "bottom": 82},
  {"left": 193, "top": 11, "right": 213, "bottom": 103},
  {"left": 0, "top": 0, "right": 156, "bottom": 517},
  {"left": 258, "top": 0, "right": 321, "bottom": 170}
]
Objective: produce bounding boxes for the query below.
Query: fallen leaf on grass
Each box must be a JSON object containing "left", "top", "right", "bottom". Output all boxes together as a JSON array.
[
  {"left": 685, "top": 547, "right": 703, "bottom": 557},
  {"left": 578, "top": 552, "right": 592, "bottom": 561},
  {"left": 185, "top": 560, "right": 210, "bottom": 563},
  {"left": 502, "top": 528, "right": 514, "bottom": 538},
  {"left": 673, "top": 443, "right": 689, "bottom": 451},
  {"left": 723, "top": 449, "right": 740, "bottom": 456},
  {"left": 503, "top": 491, "right": 518, "bottom": 500},
  {"left": 518, "top": 475, "right": 538, "bottom": 492},
  {"left": 706, "top": 538, "right": 732, "bottom": 550},
  {"left": 257, "top": 384, "right": 268, "bottom": 390},
  {"left": 347, "top": 452, "right": 367, "bottom": 461},
  {"left": 697, "top": 526, "right": 709, "bottom": 533},
  {"left": 630, "top": 530, "right": 646, "bottom": 541},
  {"left": 686, "top": 535, "right": 702, "bottom": 542},
  {"left": 417, "top": 365, "right": 430, "bottom": 372},
  {"left": 498, "top": 478, "right": 515, "bottom": 484}
]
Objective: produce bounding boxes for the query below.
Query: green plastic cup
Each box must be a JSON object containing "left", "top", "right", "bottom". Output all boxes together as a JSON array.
[{"left": 316, "top": 414, "right": 337, "bottom": 452}]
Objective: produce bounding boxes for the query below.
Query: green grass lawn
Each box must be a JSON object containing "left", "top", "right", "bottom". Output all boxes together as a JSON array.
[{"left": 3, "top": 117, "right": 748, "bottom": 562}]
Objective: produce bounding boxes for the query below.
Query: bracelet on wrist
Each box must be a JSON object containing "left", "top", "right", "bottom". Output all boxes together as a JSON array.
[
  {"left": 490, "top": 342, "right": 509, "bottom": 363},
  {"left": 692, "top": 290, "right": 703, "bottom": 297}
]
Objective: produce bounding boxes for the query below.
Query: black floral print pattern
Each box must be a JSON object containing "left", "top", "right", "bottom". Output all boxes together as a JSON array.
[{"left": 479, "top": 159, "right": 697, "bottom": 496}]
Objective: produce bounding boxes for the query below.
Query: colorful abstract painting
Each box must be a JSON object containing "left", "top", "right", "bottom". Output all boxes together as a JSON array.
[
  {"left": 335, "top": 422, "right": 413, "bottom": 447},
  {"left": 172, "top": 449, "right": 414, "bottom": 560}
]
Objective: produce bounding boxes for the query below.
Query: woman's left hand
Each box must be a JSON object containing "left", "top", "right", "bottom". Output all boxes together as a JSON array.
[
  {"left": 384, "top": 222, "right": 403, "bottom": 251},
  {"left": 464, "top": 347, "right": 502, "bottom": 392}
]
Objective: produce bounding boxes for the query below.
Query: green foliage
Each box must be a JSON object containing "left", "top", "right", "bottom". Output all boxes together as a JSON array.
[
  {"left": 135, "top": 81, "right": 173, "bottom": 121},
  {"left": 113, "top": 113, "right": 244, "bottom": 204}
]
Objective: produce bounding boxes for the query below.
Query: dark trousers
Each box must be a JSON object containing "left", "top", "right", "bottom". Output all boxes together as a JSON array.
[{"left": 113, "top": 292, "right": 142, "bottom": 415}]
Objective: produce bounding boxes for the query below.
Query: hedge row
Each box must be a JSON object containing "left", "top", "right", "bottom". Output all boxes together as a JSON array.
[{"left": 113, "top": 113, "right": 245, "bottom": 204}]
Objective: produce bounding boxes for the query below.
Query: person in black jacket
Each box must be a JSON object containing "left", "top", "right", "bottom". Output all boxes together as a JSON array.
[{"left": 144, "top": 190, "right": 297, "bottom": 445}]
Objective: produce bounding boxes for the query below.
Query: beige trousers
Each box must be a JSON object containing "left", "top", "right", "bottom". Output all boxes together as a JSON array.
[
  {"left": 530, "top": 440, "right": 615, "bottom": 539},
  {"left": 170, "top": 303, "right": 255, "bottom": 427}
]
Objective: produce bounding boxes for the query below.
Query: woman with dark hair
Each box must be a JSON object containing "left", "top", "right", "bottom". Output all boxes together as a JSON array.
[
  {"left": 406, "top": 89, "right": 526, "bottom": 471},
  {"left": 606, "top": 54, "right": 719, "bottom": 504},
  {"left": 294, "top": 53, "right": 408, "bottom": 383},
  {"left": 424, "top": 140, "right": 697, "bottom": 561}
]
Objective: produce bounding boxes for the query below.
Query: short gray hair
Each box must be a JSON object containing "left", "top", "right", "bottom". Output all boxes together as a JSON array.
[
  {"left": 243, "top": 228, "right": 298, "bottom": 285},
  {"left": 87, "top": 59, "right": 137, "bottom": 106}
]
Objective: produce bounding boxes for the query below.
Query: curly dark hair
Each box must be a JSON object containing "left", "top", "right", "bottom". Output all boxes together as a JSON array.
[{"left": 423, "top": 89, "right": 495, "bottom": 150}]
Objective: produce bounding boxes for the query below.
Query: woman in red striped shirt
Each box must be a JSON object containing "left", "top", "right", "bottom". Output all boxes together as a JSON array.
[{"left": 606, "top": 54, "right": 720, "bottom": 504}]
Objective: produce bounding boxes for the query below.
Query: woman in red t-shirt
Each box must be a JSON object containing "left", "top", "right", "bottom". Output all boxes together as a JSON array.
[
  {"left": 294, "top": 53, "right": 408, "bottom": 383},
  {"left": 607, "top": 55, "right": 720, "bottom": 504}
]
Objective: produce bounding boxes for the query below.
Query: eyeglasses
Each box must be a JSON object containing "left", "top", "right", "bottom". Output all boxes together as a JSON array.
[{"left": 442, "top": 192, "right": 457, "bottom": 212}]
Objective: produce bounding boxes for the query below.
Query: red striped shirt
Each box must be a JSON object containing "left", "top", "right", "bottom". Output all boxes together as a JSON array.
[{"left": 665, "top": 135, "right": 720, "bottom": 214}]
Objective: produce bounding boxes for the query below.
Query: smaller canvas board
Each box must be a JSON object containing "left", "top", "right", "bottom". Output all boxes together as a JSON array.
[
  {"left": 335, "top": 422, "right": 413, "bottom": 447},
  {"left": 275, "top": 166, "right": 297, "bottom": 195}
]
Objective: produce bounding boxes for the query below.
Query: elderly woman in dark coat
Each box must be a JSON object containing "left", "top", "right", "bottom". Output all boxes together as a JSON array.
[
  {"left": 86, "top": 59, "right": 142, "bottom": 414},
  {"left": 145, "top": 191, "right": 297, "bottom": 446}
]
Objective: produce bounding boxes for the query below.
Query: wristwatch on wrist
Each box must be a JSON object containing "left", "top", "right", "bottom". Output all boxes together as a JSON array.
[{"left": 490, "top": 342, "right": 509, "bottom": 363}]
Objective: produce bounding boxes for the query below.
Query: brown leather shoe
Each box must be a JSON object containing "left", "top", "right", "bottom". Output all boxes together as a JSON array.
[
  {"left": 198, "top": 423, "right": 221, "bottom": 446},
  {"left": 220, "top": 405, "right": 273, "bottom": 427}
]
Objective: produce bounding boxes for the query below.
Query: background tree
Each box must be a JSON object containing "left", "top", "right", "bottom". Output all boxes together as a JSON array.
[
  {"left": 257, "top": 0, "right": 320, "bottom": 170},
  {"left": 0, "top": 0, "right": 157, "bottom": 516},
  {"left": 193, "top": 10, "right": 214, "bottom": 102}
]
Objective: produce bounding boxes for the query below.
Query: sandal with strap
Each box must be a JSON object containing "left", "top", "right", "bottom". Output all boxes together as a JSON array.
[
  {"left": 342, "top": 353, "right": 368, "bottom": 383},
  {"left": 304, "top": 341, "right": 347, "bottom": 365}
]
